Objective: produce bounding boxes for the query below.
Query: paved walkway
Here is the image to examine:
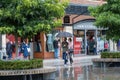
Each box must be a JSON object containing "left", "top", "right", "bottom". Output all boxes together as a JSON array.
[{"left": 43, "top": 55, "right": 100, "bottom": 67}]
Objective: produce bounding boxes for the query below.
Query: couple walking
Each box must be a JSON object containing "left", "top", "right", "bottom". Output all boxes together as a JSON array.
[
  {"left": 53, "top": 37, "right": 73, "bottom": 65},
  {"left": 62, "top": 37, "right": 73, "bottom": 66}
]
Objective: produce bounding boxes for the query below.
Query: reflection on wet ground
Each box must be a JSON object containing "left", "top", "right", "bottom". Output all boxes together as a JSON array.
[{"left": 54, "top": 64, "right": 120, "bottom": 80}]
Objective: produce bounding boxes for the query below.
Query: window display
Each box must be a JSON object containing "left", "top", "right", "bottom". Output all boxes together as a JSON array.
[
  {"left": 73, "top": 30, "right": 85, "bottom": 54},
  {"left": 33, "top": 33, "right": 42, "bottom": 52},
  {"left": 46, "top": 34, "right": 53, "bottom": 52}
]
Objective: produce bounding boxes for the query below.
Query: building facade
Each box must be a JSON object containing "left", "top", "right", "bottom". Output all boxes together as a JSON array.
[
  {"left": 63, "top": 0, "right": 109, "bottom": 56},
  {"left": 0, "top": 0, "right": 117, "bottom": 59}
]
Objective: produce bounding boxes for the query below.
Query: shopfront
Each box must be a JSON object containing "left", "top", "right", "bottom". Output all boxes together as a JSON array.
[
  {"left": 73, "top": 19, "right": 106, "bottom": 55},
  {"left": 34, "top": 27, "right": 63, "bottom": 59}
]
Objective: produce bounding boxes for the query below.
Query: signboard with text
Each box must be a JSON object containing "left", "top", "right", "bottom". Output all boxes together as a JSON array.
[{"left": 74, "top": 37, "right": 82, "bottom": 54}]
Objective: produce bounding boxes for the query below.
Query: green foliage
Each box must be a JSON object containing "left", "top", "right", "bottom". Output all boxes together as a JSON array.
[
  {"left": 0, "top": 0, "right": 68, "bottom": 38},
  {"left": 101, "top": 52, "right": 120, "bottom": 58},
  {"left": 0, "top": 59, "right": 43, "bottom": 70},
  {"left": 89, "top": 0, "right": 120, "bottom": 40}
]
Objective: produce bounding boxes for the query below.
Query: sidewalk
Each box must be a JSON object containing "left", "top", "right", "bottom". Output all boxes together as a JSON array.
[{"left": 43, "top": 55, "right": 100, "bottom": 67}]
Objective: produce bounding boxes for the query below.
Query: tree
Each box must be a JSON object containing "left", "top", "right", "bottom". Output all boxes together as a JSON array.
[
  {"left": 0, "top": 0, "right": 68, "bottom": 56},
  {"left": 89, "top": 0, "right": 120, "bottom": 41}
]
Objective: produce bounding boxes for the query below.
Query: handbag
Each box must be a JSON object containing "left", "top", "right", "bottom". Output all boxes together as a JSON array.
[
  {"left": 27, "top": 47, "right": 31, "bottom": 53},
  {"left": 69, "top": 48, "right": 73, "bottom": 53}
]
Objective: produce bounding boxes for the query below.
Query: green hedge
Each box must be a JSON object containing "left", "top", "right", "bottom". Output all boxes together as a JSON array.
[
  {"left": 0, "top": 59, "right": 43, "bottom": 70},
  {"left": 101, "top": 52, "right": 120, "bottom": 58}
]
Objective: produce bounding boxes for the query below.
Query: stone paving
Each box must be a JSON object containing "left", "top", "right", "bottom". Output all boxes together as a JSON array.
[
  {"left": 43, "top": 55, "right": 100, "bottom": 67},
  {"left": 43, "top": 55, "right": 120, "bottom": 80}
]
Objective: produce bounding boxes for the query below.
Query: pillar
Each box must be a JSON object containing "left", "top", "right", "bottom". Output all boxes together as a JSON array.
[{"left": 85, "top": 29, "right": 87, "bottom": 55}]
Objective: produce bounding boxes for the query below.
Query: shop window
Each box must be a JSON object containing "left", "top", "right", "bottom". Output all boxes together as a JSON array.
[
  {"left": 46, "top": 33, "right": 54, "bottom": 52},
  {"left": 74, "top": 30, "right": 85, "bottom": 37},
  {"left": 33, "top": 33, "right": 42, "bottom": 52},
  {"left": 73, "top": 30, "right": 85, "bottom": 54},
  {"left": 86, "top": 30, "right": 94, "bottom": 38},
  {"left": 45, "top": 30, "right": 61, "bottom": 52}
]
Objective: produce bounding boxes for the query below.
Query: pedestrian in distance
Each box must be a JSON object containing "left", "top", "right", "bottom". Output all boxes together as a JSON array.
[
  {"left": 68, "top": 38, "right": 73, "bottom": 65},
  {"left": 6, "top": 39, "right": 13, "bottom": 60},
  {"left": 53, "top": 38, "right": 59, "bottom": 59},
  {"left": 21, "top": 39, "right": 30, "bottom": 60},
  {"left": 58, "top": 39, "right": 61, "bottom": 58},
  {"left": 62, "top": 37, "right": 69, "bottom": 66}
]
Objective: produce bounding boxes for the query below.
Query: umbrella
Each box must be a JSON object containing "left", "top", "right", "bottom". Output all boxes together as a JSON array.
[{"left": 56, "top": 32, "right": 73, "bottom": 37}]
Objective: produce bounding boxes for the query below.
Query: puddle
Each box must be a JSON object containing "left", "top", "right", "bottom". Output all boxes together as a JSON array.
[{"left": 54, "top": 65, "right": 120, "bottom": 80}]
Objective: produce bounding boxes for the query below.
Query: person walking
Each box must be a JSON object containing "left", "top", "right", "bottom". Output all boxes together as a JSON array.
[
  {"left": 68, "top": 38, "right": 73, "bottom": 65},
  {"left": 21, "top": 39, "right": 30, "bottom": 60},
  {"left": 62, "top": 37, "right": 68, "bottom": 66},
  {"left": 6, "top": 39, "right": 13, "bottom": 60},
  {"left": 53, "top": 38, "right": 59, "bottom": 59},
  {"left": 117, "top": 39, "right": 120, "bottom": 51},
  {"left": 58, "top": 39, "right": 61, "bottom": 58}
]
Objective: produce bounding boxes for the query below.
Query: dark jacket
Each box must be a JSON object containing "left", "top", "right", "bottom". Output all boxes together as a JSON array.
[
  {"left": 22, "top": 43, "right": 30, "bottom": 58},
  {"left": 6, "top": 42, "right": 12, "bottom": 53},
  {"left": 53, "top": 40, "right": 58, "bottom": 49}
]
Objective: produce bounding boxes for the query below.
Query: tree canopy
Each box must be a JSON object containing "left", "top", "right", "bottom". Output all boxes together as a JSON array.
[
  {"left": 0, "top": 0, "right": 68, "bottom": 38},
  {"left": 89, "top": 0, "right": 120, "bottom": 40}
]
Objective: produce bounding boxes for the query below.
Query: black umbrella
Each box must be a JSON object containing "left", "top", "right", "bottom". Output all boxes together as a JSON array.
[{"left": 56, "top": 32, "right": 73, "bottom": 37}]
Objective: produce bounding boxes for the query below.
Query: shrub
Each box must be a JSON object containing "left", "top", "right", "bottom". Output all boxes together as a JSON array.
[
  {"left": 101, "top": 52, "right": 120, "bottom": 58},
  {"left": 0, "top": 59, "right": 43, "bottom": 70}
]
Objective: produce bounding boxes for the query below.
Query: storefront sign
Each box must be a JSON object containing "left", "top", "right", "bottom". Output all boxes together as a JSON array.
[
  {"left": 74, "top": 37, "right": 81, "bottom": 54},
  {"left": 76, "top": 37, "right": 82, "bottom": 42}
]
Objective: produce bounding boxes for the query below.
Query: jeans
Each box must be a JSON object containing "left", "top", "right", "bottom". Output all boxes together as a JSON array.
[
  {"left": 63, "top": 52, "right": 68, "bottom": 64},
  {"left": 54, "top": 48, "right": 59, "bottom": 58},
  {"left": 69, "top": 51, "right": 73, "bottom": 64},
  {"left": 93, "top": 48, "right": 97, "bottom": 55},
  {"left": 7, "top": 52, "right": 12, "bottom": 59}
]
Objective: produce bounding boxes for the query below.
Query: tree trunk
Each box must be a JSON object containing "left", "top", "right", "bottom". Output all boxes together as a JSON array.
[{"left": 15, "top": 34, "right": 19, "bottom": 57}]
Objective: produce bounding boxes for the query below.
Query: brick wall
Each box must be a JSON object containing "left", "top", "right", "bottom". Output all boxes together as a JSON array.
[{"left": 63, "top": 0, "right": 106, "bottom": 24}]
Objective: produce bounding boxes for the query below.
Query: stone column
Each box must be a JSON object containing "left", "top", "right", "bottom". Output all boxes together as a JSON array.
[
  {"left": 0, "top": 34, "right": 6, "bottom": 59},
  {"left": 2, "top": 34, "right": 6, "bottom": 50},
  {"left": 30, "top": 42, "right": 33, "bottom": 59},
  {"left": 109, "top": 39, "right": 113, "bottom": 51},
  {"left": 95, "top": 29, "right": 98, "bottom": 54},
  {"left": 85, "top": 29, "right": 87, "bottom": 55}
]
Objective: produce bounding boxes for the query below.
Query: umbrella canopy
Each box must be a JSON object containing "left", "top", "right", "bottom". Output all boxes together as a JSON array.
[{"left": 56, "top": 32, "right": 73, "bottom": 37}]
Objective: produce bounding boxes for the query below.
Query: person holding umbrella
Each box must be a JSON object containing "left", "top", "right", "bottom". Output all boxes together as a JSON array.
[{"left": 62, "top": 37, "right": 69, "bottom": 66}]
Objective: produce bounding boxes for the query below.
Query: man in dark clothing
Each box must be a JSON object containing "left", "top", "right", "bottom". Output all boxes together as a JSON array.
[
  {"left": 6, "top": 39, "right": 13, "bottom": 59},
  {"left": 53, "top": 38, "right": 59, "bottom": 58}
]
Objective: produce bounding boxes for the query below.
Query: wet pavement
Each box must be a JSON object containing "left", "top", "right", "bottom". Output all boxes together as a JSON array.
[
  {"left": 43, "top": 55, "right": 120, "bottom": 80},
  {"left": 53, "top": 64, "right": 120, "bottom": 80}
]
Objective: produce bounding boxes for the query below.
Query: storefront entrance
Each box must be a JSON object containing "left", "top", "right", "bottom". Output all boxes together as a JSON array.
[{"left": 73, "top": 20, "right": 105, "bottom": 55}]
